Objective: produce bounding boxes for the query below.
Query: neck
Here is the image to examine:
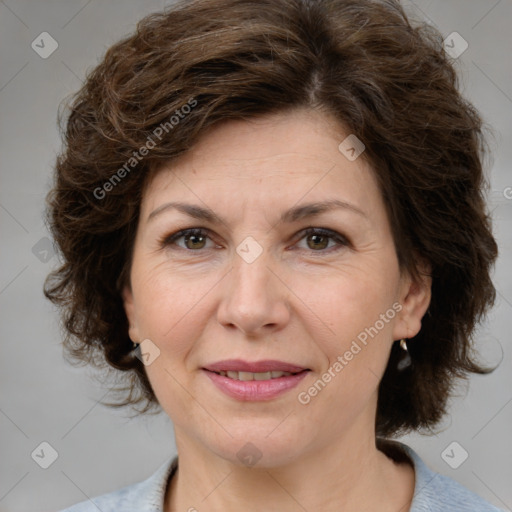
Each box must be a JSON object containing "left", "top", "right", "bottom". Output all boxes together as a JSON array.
[{"left": 165, "top": 428, "right": 414, "bottom": 512}]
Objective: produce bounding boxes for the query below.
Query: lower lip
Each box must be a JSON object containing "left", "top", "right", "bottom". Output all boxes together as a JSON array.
[{"left": 202, "top": 369, "right": 309, "bottom": 401}]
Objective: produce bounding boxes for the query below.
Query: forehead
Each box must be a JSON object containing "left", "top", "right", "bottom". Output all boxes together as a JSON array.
[{"left": 141, "top": 109, "right": 383, "bottom": 218}]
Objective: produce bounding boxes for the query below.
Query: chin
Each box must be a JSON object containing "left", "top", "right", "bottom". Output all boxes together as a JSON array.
[{"left": 204, "top": 424, "right": 308, "bottom": 469}]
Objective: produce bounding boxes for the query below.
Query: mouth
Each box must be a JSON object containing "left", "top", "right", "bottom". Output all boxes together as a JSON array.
[
  {"left": 205, "top": 369, "right": 308, "bottom": 381},
  {"left": 202, "top": 359, "right": 310, "bottom": 378},
  {"left": 201, "top": 360, "right": 311, "bottom": 401}
]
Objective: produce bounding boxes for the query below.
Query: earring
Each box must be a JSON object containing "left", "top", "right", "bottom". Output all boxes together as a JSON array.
[{"left": 397, "top": 338, "right": 412, "bottom": 370}]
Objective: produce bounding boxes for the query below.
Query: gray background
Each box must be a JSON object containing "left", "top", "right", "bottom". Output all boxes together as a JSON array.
[{"left": 0, "top": 1, "right": 511, "bottom": 511}]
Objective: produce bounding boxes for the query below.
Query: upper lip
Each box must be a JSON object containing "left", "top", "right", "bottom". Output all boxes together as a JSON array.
[{"left": 203, "top": 359, "right": 309, "bottom": 373}]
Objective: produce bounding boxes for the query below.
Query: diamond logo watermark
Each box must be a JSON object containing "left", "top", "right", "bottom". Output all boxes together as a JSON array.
[
  {"left": 443, "top": 32, "right": 468, "bottom": 59},
  {"left": 441, "top": 441, "right": 469, "bottom": 469},
  {"left": 338, "top": 134, "right": 365, "bottom": 161},
  {"left": 134, "top": 339, "right": 161, "bottom": 366},
  {"left": 236, "top": 442, "right": 263, "bottom": 467},
  {"left": 31, "top": 441, "right": 59, "bottom": 469},
  {"left": 31, "top": 32, "right": 59, "bottom": 59},
  {"left": 32, "top": 237, "right": 55, "bottom": 263},
  {"left": 236, "top": 236, "right": 263, "bottom": 264}
]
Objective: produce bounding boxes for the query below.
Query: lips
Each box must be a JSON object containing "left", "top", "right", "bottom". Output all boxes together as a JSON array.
[
  {"left": 212, "top": 370, "right": 297, "bottom": 381},
  {"left": 203, "top": 359, "right": 308, "bottom": 374},
  {"left": 202, "top": 359, "right": 311, "bottom": 400},
  {"left": 203, "top": 367, "right": 309, "bottom": 401}
]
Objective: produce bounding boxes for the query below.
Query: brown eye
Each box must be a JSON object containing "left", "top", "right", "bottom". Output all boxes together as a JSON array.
[
  {"left": 306, "top": 233, "right": 329, "bottom": 250},
  {"left": 295, "top": 227, "right": 349, "bottom": 253},
  {"left": 183, "top": 232, "right": 207, "bottom": 250},
  {"left": 162, "top": 228, "right": 215, "bottom": 251}
]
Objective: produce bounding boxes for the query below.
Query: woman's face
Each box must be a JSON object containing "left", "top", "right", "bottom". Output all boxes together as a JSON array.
[{"left": 123, "top": 108, "right": 429, "bottom": 466}]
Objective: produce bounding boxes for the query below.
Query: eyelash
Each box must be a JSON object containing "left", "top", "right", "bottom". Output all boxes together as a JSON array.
[{"left": 160, "top": 227, "right": 350, "bottom": 254}]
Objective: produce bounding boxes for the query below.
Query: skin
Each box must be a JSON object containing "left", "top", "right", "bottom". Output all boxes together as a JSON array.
[{"left": 123, "top": 108, "right": 432, "bottom": 512}]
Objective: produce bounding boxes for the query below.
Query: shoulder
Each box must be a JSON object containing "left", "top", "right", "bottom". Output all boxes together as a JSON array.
[
  {"left": 394, "top": 442, "right": 504, "bottom": 512},
  {"left": 56, "top": 457, "right": 177, "bottom": 512}
]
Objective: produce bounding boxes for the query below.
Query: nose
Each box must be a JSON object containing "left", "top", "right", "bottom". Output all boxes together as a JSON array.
[{"left": 216, "top": 246, "right": 291, "bottom": 336}]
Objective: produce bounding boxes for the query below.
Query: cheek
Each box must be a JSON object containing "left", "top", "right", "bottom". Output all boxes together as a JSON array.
[
  {"left": 130, "top": 270, "right": 205, "bottom": 356},
  {"left": 132, "top": 272, "right": 213, "bottom": 409},
  {"left": 133, "top": 262, "right": 202, "bottom": 328},
  {"left": 298, "top": 267, "right": 400, "bottom": 405},
  {"left": 301, "top": 265, "right": 398, "bottom": 338},
  {"left": 130, "top": 262, "right": 233, "bottom": 383},
  {"left": 304, "top": 279, "right": 398, "bottom": 421}
]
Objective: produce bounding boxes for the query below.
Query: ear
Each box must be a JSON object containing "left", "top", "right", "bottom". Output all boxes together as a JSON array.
[
  {"left": 122, "top": 285, "right": 141, "bottom": 343},
  {"left": 392, "top": 260, "right": 432, "bottom": 341}
]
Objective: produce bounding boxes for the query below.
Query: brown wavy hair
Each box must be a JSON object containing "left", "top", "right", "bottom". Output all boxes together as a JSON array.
[{"left": 44, "top": 0, "right": 498, "bottom": 437}]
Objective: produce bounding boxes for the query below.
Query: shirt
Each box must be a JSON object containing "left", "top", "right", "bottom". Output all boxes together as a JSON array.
[{"left": 57, "top": 442, "right": 504, "bottom": 511}]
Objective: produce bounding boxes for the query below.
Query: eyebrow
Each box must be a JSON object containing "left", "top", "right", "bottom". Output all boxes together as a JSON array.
[{"left": 147, "top": 199, "right": 368, "bottom": 225}]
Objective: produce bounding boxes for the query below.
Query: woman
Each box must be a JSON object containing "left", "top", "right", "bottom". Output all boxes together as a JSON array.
[{"left": 45, "top": 0, "right": 503, "bottom": 510}]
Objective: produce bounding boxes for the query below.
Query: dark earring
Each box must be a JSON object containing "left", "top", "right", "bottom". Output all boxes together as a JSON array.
[{"left": 397, "top": 338, "right": 412, "bottom": 370}]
